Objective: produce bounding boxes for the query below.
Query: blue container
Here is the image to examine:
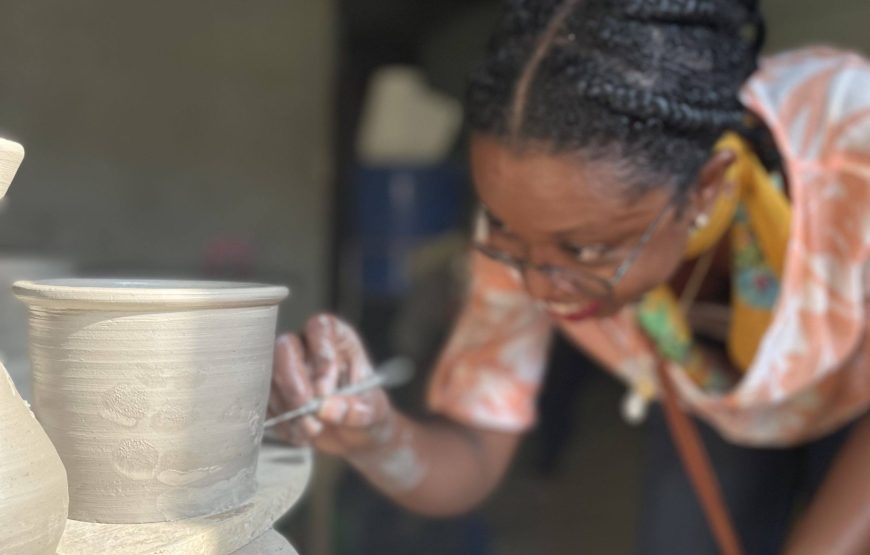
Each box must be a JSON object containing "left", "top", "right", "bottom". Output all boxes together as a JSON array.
[{"left": 351, "top": 163, "right": 466, "bottom": 297}]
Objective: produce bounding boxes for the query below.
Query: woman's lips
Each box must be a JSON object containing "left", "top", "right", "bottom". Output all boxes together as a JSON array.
[{"left": 545, "top": 301, "right": 602, "bottom": 321}]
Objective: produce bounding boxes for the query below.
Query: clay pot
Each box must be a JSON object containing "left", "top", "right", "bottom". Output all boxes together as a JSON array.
[{"left": 14, "top": 279, "right": 289, "bottom": 523}]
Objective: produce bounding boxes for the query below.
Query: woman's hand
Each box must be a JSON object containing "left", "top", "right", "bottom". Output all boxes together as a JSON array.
[
  {"left": 269, "top": 316, "right": 521, "bottom": 515},
  {"left": 269, "top": 314, "right": 395, "bottom": 457}
]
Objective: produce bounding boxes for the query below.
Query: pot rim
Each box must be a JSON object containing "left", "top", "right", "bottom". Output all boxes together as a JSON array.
[{"left": 13, "top": 278, "right": 290, "bottom": 310}]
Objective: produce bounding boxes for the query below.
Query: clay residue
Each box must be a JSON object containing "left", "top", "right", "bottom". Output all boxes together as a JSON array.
[
  {"left": 100, "top": 384, "right": 150, "bottom": 427},
  {"left": 150, "top": 406, "right": 197, "bottom": 432},
  {"left": 158, "top": 466, "right": 223, "bottom": 487},
  {"left": 246, "top": 407, "right": 264, "bottom": 442},
  {"left": 220, "top": 400, "right": 266, "bottom": 437},
  {"left": 157, "top": 449, "right": 225, "bottom": 487},
  {"left": 377, "top": 444, "right": 427, "bottom": 493},
  {"left": 111, "top": 438, "right": 159, "bottom": 480},
  {"left": 220, "top": 402, "right": 246, "bottom": 422},
  {"left": 251, "top": 412, "right": 265, "bottom": 446},
  {"left": 221, "top": 401, "right": 266, "bottom": 445},
  {"left": 156, "top": 467, "right": 256, "bottom": 520}
]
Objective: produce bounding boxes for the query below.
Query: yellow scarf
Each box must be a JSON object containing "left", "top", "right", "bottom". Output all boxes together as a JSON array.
[{"left": 637, "top": 132, "right": 791, "bottom": 383}]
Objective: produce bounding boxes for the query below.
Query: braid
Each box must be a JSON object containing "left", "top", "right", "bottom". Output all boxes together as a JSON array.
[{"left": 467, "top": 0, "right": 765, "bottom": 195}]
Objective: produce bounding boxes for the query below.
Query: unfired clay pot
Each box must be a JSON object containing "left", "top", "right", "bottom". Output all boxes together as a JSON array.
[
  {"left": 0, "top": 138, "right": 70, "bottom": 553},
  {"left": 14, "top": 279, "right": 289, "bottom": 523}
]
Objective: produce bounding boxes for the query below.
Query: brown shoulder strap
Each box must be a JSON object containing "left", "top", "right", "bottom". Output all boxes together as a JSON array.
[{"left": 652, "top": 360, "right": 745, "bottom": 555}]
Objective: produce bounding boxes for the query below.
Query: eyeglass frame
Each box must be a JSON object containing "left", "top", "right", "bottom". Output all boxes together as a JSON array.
[{"left": 473, "top": 195, "right": 679, "bottom": 299}]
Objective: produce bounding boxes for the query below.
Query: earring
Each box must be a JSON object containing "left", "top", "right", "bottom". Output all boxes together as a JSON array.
[{"left": 691, "top": 212, "right": 709, "bottom": 232}]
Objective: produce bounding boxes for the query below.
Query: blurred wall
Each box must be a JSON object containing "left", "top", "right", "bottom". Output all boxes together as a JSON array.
[
  {"left": 764, "top": 0, "right": 870, "bottom": 54},
  {"left": 0, "top": 1, "right": 334, "bottom": 327}
]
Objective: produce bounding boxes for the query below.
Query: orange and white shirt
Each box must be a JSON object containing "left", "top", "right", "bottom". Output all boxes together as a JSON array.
[{"left": 427, "top": 47, "right": 870, "bottom": 447}]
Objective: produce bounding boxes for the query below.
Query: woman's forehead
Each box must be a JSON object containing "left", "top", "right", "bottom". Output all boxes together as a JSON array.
[{"left": 470, "top": 136, "right": 670, "bottom": 239}]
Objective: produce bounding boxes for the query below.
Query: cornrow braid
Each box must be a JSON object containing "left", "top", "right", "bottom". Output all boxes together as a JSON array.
[
  {"left": 622, "top": 0, "right": 755, "bottom": 29},
  {"left": 467, "top": 0, "right": 765, "bottom": 195}
]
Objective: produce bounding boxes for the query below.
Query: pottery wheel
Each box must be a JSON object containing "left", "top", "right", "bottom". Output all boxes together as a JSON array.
[{"left": 57, "top": 443, "right": 311, "bottom": 555}]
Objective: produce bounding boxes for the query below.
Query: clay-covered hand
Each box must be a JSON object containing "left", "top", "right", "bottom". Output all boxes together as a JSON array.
[{"left": 268, "top": 314, "right": 395, "bottom": 456}]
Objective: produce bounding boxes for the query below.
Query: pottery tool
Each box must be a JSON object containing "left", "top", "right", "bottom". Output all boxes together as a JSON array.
[{"left": 263, "top": 357, "right": 415, "bottom": 428}]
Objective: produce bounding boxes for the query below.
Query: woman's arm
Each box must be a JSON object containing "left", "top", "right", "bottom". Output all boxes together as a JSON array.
[
  {"left": 784, "top": 412, "right": 870, "bottom": 554},
  {"left": 348, "top": 411, "right": 521, "bottom": 516}
]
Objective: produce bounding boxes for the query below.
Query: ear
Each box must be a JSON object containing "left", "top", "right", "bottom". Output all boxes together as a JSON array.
[{"left": 687, "top": 149, "right": 736, "bottom": 221}]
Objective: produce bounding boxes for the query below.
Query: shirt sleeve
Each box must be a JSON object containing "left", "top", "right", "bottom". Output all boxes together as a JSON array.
[{"left": 426, "top": 249, "right": 553, "bottom": 432}]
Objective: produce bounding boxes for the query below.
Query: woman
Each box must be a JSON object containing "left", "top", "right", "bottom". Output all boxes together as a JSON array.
[{"left": 269, "top": 0, "right": 870, "bottom": 552}]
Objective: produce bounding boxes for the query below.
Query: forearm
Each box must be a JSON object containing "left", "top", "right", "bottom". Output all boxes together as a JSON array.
[
  {"left": 348, "top": 410, "right": 519, "bottom": 517},
  {"left": 784, "top": 412, "right": 870, "bottom": 555}
]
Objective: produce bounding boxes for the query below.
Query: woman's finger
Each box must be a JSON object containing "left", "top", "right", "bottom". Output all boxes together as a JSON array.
[
  {"left": 271, "top": 333, "right": 323, "bottom": 442},
  {"left": 267, "top": 385, "right": 286, "bottom": 417},
  {"left": 318, "top": 396, "right": 350, "bottom": 425},
  {"left": 344, "top": 395, "right": 381, "bottom": 428},
  {"left": 268, "top": 382, "right": 310, "bottom": 444},
  {"left": 317, "top": 393, "right": 387, "bottom": 429},
  {"left": 301, "top": 415, "right": 324, "bottom": 437},
  {"left": 269, "top": 372, "right": 312, "bottom": 444},
  {"left": 275, "top": 420, "right": 310, "bottom": 446},
  {"left": 333, "top": 318, "right": 373, "bottom": 384},
  {"left": 305, "top": 315, "right": 342, "bottom": 397}
]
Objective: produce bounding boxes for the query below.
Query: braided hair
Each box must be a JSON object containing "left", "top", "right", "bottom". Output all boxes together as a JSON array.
[{"left": 466, "top": 0, "right": 766, "bottom": 195}]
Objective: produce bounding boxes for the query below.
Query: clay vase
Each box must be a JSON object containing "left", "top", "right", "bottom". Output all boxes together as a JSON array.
[
  {"left": 0, "top": 362, "right": 70, "bottom": 553},
  {"left": 0, "top": 139, "right": 69, "bottom": 555},
  {"left": 14, "top": 279, "right": 289, "bottom": 523},
  {"left": 0, "top": 137, "right": 69, "bottom": 553}
]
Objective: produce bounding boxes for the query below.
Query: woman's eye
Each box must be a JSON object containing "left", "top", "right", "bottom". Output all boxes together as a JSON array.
[{"left": 484, "top": 212, "right": 509, "bottom": 232}]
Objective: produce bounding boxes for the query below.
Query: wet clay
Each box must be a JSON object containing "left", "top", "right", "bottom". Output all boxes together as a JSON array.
[{"left": 14, "top": 279, "right": 288, "bottom": 523}]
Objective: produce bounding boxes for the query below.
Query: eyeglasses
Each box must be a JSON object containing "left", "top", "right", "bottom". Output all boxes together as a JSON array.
[{"left": 473, "top": 198, "right": 676, "bottom": 300}]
